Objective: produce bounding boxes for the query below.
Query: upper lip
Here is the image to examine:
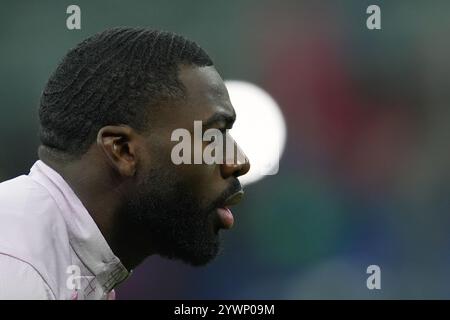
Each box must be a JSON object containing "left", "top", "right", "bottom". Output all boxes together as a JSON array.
[{"left": 222, "top": 190, "right": 245, "bottom": 207}]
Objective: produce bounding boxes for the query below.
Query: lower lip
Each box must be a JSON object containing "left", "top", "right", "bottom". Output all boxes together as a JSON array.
[{"left": 216, "top": 207, "right": 234, "bottom": 229}]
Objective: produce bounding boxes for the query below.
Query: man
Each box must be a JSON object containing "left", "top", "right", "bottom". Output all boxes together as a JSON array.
[{"left": 0, "top": 27, "right": 250, "bottom": 299}]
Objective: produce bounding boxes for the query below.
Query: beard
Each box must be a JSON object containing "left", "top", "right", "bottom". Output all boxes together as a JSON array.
[{"left": 121, "top": 167, "right": 223, "bottom": 266}]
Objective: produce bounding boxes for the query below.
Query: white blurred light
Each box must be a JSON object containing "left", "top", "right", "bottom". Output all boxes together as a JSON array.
[{"left": 225, "top": 80, "right": 287, "bottom": 186}]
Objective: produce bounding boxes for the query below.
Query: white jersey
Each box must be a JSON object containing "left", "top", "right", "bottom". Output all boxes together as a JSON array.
[{"left": 0, "top": 160, "right": 129, "bottom": 299}]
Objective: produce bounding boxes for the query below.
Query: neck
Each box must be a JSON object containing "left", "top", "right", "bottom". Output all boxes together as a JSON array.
[{"left": 38, "top": 146, "right": 151, "bottom": 270}]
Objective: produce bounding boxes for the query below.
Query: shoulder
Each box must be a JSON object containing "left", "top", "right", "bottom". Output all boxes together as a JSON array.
[
  {"left": 0, "top": 174, "right": 68, "bottom": 251},
  {"left": 0, "top": 174, "right": 72, "bottom": 299},
  {"left": 0, "top": 253, "right": 55, "bottom": 299}
]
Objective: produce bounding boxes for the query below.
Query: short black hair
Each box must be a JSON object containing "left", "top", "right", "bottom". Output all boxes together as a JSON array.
[{"left": 39, "top": 27, "right": 213, "bottom": 157}]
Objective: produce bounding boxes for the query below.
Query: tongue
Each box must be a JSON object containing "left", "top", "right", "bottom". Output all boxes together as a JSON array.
[{"left": 217, "top": 207, "right": 234, "bottom": 229}]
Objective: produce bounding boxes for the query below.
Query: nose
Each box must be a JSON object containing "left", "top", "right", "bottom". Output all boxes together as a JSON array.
[{"left": 220, "top": 142, "right": 251, "bottom": 179}]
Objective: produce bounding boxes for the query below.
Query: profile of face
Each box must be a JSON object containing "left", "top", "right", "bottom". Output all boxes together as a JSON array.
[{"left": 121, "top": 65, "right": 250, "bottom": 266}]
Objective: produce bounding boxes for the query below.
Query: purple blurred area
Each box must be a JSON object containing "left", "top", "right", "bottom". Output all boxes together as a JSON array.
[{"left": 1, "top": 0, "right": 450, "bottom": 298}]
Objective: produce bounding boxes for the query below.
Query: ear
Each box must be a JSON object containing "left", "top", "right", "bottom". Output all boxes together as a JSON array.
[{"left": 96, "top": 125, "right": 139, "bottom": 177}]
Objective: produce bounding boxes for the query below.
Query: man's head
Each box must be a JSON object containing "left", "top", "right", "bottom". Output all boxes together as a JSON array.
[{"left": 38, "top": 27, "right": 250, "bottom": 266}]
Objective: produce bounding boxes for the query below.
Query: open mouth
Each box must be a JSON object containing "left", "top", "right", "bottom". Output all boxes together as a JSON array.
[{"left": 216, "top": 190, "right": 244, "bottom": 230}]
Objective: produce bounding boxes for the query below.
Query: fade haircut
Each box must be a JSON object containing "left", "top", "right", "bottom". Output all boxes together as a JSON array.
[{"left": 39, "top": 27, "right": 213, "bottom": 157}]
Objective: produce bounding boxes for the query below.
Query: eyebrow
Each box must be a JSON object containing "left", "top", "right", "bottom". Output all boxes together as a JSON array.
[{"left": 203, "top": 111, "right": 236, "bottom": 128}]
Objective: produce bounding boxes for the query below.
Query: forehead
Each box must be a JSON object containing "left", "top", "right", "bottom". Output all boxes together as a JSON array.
[
  {"left": 177, "top": 65, "right": 234, "bottom": 121},
  {"left": 145, "top": 65, "right": 235, "bottom": 136}
]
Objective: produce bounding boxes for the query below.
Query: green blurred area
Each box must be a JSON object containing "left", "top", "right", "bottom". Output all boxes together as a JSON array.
[{"left": 1, "top": 0, "right": 450, "bottom": 299}]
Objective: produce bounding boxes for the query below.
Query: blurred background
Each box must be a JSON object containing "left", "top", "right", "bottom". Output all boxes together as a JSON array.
[{"left": 1, "top": 0, "right": 450, "bottom": 299}]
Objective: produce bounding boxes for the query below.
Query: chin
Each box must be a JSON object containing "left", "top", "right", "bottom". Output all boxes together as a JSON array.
[
  {"left": 183, "top": 253, "right": 219, "bottom": 267},
  {"left": 163, "top": 237, "right": 222, "bottom": 267}
]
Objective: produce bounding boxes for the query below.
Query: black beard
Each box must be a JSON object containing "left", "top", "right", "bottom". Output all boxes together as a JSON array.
[{"left": 121, "top": 168, "right": 221, "bottom": 266}]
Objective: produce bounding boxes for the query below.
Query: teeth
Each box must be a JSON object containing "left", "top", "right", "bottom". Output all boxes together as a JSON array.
[{"left": 225, "top": 190, "right": 244, "bottom": 206}]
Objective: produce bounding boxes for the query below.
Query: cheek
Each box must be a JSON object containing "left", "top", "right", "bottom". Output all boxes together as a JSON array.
[
  {"left": 155, "top": 132, "right": 225, "bottom": 204},
  {"left": 172, "top": 163, "right": 222, "bottom": 206}
]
